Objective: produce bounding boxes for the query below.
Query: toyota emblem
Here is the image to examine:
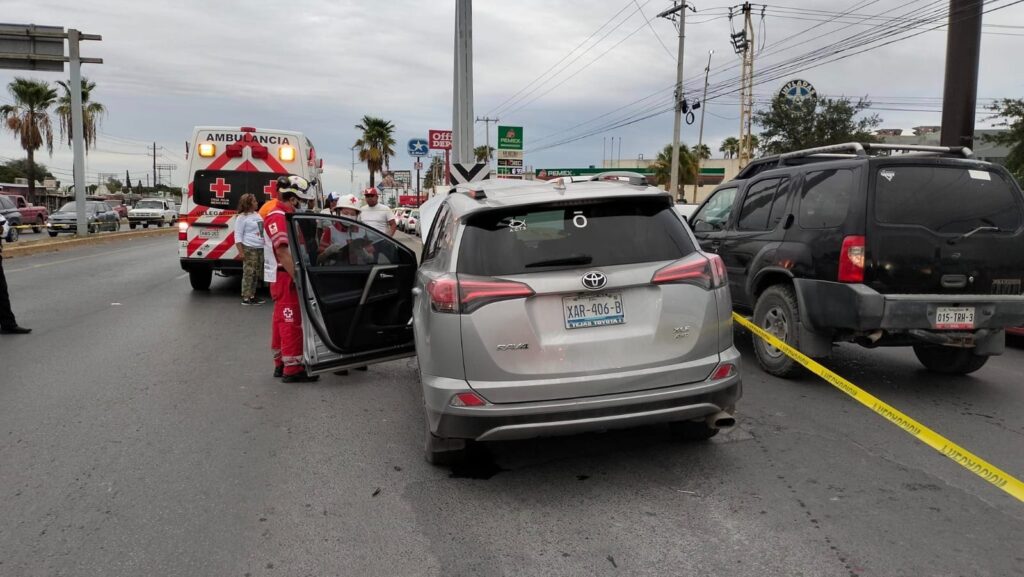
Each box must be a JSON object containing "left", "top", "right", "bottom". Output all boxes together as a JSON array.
[{"left": 581, "top": 271, "right": 607, "bottom": 290}]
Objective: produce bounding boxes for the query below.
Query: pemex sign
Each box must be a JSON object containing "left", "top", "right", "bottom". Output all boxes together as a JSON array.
[{"left": 497, "top": 126, "right": 523, "bottom": 150}]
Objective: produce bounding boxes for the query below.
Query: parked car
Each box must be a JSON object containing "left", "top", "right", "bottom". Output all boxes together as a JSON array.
[
  {"left": 288, "top": 176, "right": 742, "bottom": 464},
  {"left": 1, "top": 193, "right": 48, "bottom": 233},
  {"left": 47, "top": 201, "right": 121, "bottom": 236},
  {"left": 128, "top": 198, "right": 177, "bottom": 228},
  {"left": 690, "top": 142, "right": 1024, "bottom": 376},
  {"left": 0, "top": 195, "right": 23, "bottom": 242},
  {"left": 395, "top": 207, "right": 413, "bottom": 232},
  {"left": 405, "top": 209, "right": 420, "bottom": 235},
  {"left": 88, "top": 196, "right": 128, "bottom": 220}
]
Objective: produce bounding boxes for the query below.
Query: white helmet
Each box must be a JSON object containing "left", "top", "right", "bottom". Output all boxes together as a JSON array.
[
  {"left": 276, "top": 175, "right": 316, "bottom": 200},
  {"left": 337, "top": 193, "right": 362, "bottom": 212}
]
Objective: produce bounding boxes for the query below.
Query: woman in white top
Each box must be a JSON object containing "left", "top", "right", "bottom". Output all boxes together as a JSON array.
[{"left": 234, "top": 193, "right": 265, "bottom": 305}]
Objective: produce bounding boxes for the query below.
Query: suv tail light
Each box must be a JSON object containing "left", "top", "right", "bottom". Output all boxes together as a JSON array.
[
  {"left": 652, "top": 253, "right": 727, "bottom": 290},
  {"left": 838, "top": 235, "right": 865, "bottom": 283},
  {"left": 178, "top": 220, "right": 189, "bottom": 241},
  {"left": 427, "top": 274, "right": 534, "bottom": 314}
]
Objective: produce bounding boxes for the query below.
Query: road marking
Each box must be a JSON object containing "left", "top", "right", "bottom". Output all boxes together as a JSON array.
[
  {"left": 7, "top": 244, "right": 153, "bottom": 273},
  {"left": 733, "top": 311, "right": 1024, "bottom": 503}
]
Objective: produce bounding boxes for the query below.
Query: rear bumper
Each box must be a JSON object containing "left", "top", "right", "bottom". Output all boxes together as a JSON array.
[
  {"left": 794, "top": 279, "right": 1024, "bottom": 332},
  {"left": 179, "top": 258, "right": 242, "bottom": 272},
  {"left": 423, "top": 346, "right": 743, "bottom": 442}
]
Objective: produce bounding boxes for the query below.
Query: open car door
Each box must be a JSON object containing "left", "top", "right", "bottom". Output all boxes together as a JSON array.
[{"left": 287, "top": 213, "right": 418, "bottom": 374}]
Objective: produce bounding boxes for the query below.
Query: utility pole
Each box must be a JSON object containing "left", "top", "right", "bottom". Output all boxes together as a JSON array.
[
  {"left": 940, "top": 0, "right": 984, "bottom": 148},
  {"left": 693, "top": 50, "right": 713, "bottom": 203},
  {"left": 475, "top": 116, "right": 499, "bottom": 166},
  {"left": 733, "top": 3, "right": 755, "bottom": 167},
  {"left": 350, "top": 145, "right": 358, "bottom": 194},
  {"left": 658, "top": 1, "right": 694, "bottom": 200},
  {"left": 152, "top": 142, "right": 158, "bottom": 191},
  {"left": 452, "top": 0, "right": 475, "bottom": 165}
]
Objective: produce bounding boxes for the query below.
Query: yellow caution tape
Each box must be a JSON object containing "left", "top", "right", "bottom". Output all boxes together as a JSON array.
[{"left": 733, "top": 311, "right": 1024, "bottom": 503}]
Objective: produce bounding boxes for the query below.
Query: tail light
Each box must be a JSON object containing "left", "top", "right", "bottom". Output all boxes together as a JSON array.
[
  {"left": 652, "top": 253, "right": 727, "bottom": 290},
  {"left": 450, "top": 392, "right": 487, "bottom": 407},
  {"left": 838, "top": 235, "right": 865, "bottom": 283},
  {"left": 710, "top": 363, "right": 737, "bottom": 381},
  {"left": 178, "top": 220, "right": 189, "bottom": 241},
  {"left": 426, "top": 274, "right": 534, "bottom": 314}
]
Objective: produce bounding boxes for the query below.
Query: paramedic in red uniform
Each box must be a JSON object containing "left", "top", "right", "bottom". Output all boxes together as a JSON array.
[{"left": 264, "top": 175, "right": 319, "bottom": 383}]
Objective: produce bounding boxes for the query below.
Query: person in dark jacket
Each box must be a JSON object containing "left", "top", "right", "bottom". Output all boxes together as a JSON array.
[{"left": 0, "top": 213, "right": 30, "bottom": 334}]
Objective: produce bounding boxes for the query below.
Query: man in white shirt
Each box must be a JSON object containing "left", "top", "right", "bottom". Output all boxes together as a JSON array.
[{"left": 358, "top": 187, "right": 396, "bottom": 236}]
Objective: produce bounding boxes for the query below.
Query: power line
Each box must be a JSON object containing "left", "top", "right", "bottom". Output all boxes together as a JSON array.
[{"left": 633, "top": 0, "right": 677, "bottom": 61}]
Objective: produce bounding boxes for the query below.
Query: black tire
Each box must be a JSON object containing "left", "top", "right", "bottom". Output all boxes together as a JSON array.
[
  {"left": 189, "top": 268, "right": 213, "bottom": 291},
  {"left": 48, "top": 231, "right": 58, "bottom": 238},
  {"left": 752, "top": 284, "right": 806, "bottom": 378},
  {"left": 88, "top": 223, "right": 98, "bottom": 234},
  {"left": 129, "top": 223, "right": 137, "bottom": 230},
  {"left": 669, "top": 419, "right": 719, "bottom": 441},
  {"left": 33, "top": 217, "right": 43, "bottom": 234},
  {"left": 423, "top": 413, "right": 469, "bottom": 466},
  {"left": 142, "top": 222, "right": 149, "bottom": 229},
  {"left": 7, "top": 227, "right": 18, "bottom": 243},
  {"left": 913, "top": 345, "right": 989, "bottom": 375}
]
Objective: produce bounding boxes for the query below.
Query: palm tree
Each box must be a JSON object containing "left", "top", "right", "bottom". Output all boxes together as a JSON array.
[
  {"left": 0, "top": 78, "right": 57, "bottom": 204},
  {"left": 719, "top": 137, "right": 739, "bottom": 159},
  {"left": 55, "top": 77, "right": 106, "bottom": 153},
  {"left": 474, "top": 145, "right": 494, "bottom": 163},
  {"left": 354, "top": 115, "right": 396, "bottom": 186},
  {"left": 693, "top": 144, "right": 712, "bottom": 161},
  {"left": 652, "top": 144, "right": 696, "bottom": 191},
  {"left": 741, "top": 134, "right": 760, "bottom": 157}
]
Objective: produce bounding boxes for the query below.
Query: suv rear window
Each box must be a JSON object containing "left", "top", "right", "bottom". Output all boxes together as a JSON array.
[
  {"left": 458, "top": 197, "right": 696, "bottom": 276},
  {"left": 799, "top": 169, "right": 853, "bottom": 229},
  {"left": 874, "top": 165, "right": 1021, "bottom": 233},
  {"left": 193, "top": 170, "right": 285, "bottom": 210}
]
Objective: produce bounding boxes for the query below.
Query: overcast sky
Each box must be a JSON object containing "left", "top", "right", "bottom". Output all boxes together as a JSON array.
[{"left": 3, "top": 0, "right": 1023, "bottom": 193}]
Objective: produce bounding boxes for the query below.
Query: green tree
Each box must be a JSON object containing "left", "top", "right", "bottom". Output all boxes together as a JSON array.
[
  {"left": 982, "top": 98, "right": 1024, "bottom": 181},
  {"left": 354, "top": 115, "right": 396, "bottom": 186},
  {"left": 474, "top": 145, "right": 494, "bottom": 163},
  {"left": 755, "top": 95, "right": 881, "bottom": 155},
  {"left": 652, "top": 144, "right": 696, "bottom": 192},
  {"left": 719, "top": 136, "right": 739, "bottom": 159},
  {"left": 423, "top": 155, "right": 445, "bottom": 190},
  {"left": 693, "top": 144, "right": 712, "bottom": 160},
  {"left": 106, "top": 177, "right": 123, "bottom": 193},
  {"left": 55, "top": 77, "right": 106, "bottom": 153},
  {"left": 0, "top": 158, "right": 54, "bottom": 184},
  {"left": 0, "top": 78, "right": 58, "bottom": 204}
]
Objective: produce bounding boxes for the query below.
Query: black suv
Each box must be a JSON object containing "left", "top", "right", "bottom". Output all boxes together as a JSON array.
[{"left": 690, "top": 142, "right": 1024, "bottom": 377}]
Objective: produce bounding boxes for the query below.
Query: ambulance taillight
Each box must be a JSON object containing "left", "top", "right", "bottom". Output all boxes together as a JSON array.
[{"left": 178, "top": 220, "right": 189, "bottom": 241}]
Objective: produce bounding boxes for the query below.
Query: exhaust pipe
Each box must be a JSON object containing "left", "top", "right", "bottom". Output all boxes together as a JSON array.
[{"left": 706, "top": 411, "right": 736, "bottom": 430}]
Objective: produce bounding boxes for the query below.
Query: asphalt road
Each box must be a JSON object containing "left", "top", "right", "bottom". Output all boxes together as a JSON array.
[{"left": 1, "top": 233, "right": 1022, "bottom": 577}]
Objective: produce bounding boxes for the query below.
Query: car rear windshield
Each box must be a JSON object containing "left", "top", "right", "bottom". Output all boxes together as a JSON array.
[
  {"left": 874, "top": 165, "right": 1022, "bottom": 233},
  {"left": 136, "top": 200, "right": 164, "bottom": 209},
  {"left": 193, "top": 170, "right": 285, "bottom": 210},
  {"left": 458, "top": 196, "right": 696, "bottom": 276}
]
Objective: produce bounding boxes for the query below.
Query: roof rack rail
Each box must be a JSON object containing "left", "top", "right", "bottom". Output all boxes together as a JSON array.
[
  {"left": 778, "top": 142, "right": 973, "bottom": 162},
  {"left": 585, "top": 171, "right": 649, "bottom": 186}
]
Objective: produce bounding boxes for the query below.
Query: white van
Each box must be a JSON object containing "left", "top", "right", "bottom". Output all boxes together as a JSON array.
[{"left": 178, "top": 126, "right": 323, "bottom": 290}]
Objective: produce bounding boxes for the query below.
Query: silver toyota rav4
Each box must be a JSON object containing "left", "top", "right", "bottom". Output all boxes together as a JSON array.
[{"left": 286, "top": 175, "right": 742, "bottom": 464}]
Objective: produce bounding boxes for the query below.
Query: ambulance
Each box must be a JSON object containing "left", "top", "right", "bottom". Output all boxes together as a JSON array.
[{"left": 178, "top": 126, "right": 323, "bottom": 290}]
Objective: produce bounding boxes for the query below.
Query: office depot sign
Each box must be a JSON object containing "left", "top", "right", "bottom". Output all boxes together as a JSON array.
[{"left": 428, "top": 130, "right": 452, "bottom": 150}]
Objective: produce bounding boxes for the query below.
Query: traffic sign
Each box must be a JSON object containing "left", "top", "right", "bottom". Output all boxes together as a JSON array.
[
  {"left": 497, "top": 126, "right": 523, "bottom": 150},
  {"left": 408, "top": 138, "right": 429, "bottom": 156},
  {"left": 428, "top": 129, "right": 453, "bottom": 150},
  {"left": 451, "top": 162, "right": 490, "bottom": 184},
  {"left": 414, "top": 160, "right": 423, "bottom": 170}
]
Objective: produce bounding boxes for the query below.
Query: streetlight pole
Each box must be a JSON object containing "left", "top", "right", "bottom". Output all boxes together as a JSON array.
[
  {"left": 658, "top": 1, "right": 694, "bottom": 201},
  {"left": 350, "top": 145, "right": 358, "bottom": 194},
  {"left": 692, "top": 50, "right": 713, "bottom": 204}
]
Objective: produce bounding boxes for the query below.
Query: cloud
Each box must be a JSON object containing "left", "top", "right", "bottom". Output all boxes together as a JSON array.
[{"left": 1, "top": 0, "right": 1021, "bottom": 192}]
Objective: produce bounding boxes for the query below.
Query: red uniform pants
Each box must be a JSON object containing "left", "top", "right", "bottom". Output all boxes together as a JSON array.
[{"left": 270, "top": 275, "right": 304, "bottom": 376}]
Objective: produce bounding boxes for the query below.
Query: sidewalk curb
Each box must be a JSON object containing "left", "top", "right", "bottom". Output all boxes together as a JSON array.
[{"left": 3, "top": 227, "right": 177, "bottom": 259}]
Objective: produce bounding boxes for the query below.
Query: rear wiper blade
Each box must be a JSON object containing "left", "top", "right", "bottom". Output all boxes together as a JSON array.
[
  {"left": 948, "top": 226, "right": 1001, "bottom": 244},
  {"left": 525, "top": 255, "right": 593, "bottom": 268}
]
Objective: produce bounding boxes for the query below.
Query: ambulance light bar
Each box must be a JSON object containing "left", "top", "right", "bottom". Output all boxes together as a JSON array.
[
  {"left": 198, "top": 143, "right": 216, "bottom": 157},
  {"left": 279, "top": 145, "right": 296, "bottom": 162},
  {"left": 240, "top": 126, "right": 256, "bottom": 132}
]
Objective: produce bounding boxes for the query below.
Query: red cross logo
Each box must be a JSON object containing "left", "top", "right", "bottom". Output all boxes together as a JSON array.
[
  {"left": 263, "top": 180, "right": 278, "bottom": 196},
  {"left": 210, "top": 178, "right": 232, "bottom": 199}
]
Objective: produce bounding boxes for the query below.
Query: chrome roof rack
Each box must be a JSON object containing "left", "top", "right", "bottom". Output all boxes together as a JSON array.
[
  {"left": 778, "top": 142, "right": 973, "bottom": 162},
  {"left": 584, "top": 171, "right": 649, "bottom": 186}
]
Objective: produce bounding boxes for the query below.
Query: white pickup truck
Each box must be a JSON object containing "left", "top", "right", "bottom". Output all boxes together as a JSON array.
[{"left": 128, "top": 198, "right": 178, "bottom": 229}]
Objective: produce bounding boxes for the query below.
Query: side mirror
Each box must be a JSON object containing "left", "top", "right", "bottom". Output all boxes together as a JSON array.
[{"left": 692, "top": 219, "right": 715, "bottom": 233}]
